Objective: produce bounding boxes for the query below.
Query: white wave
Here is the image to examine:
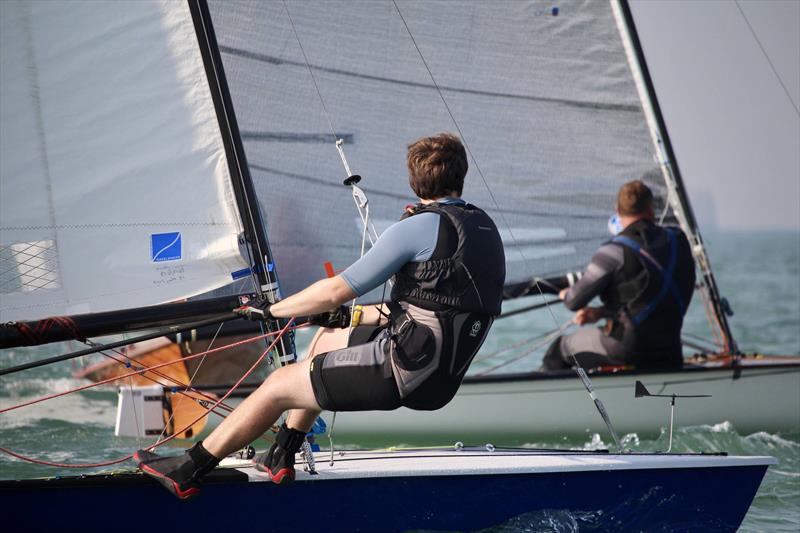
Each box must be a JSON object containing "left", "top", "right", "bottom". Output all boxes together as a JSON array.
[
  {"left": 709, "top": 420, "right": 736, "bottom": 433},
  {"left": 581, "top": 433, "right": 607, "bottom": 451},
  {"left": 744, "top": 431, "right": 800, "bottom": 450},
  {"left": 770, "top": 469, "right": 800, "bottom": 477},
  {"left": 1, "top": 377, "right": 87, "bottom": 399}
]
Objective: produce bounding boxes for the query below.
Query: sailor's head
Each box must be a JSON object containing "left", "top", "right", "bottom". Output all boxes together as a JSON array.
[
  {"left": 406, "top": 133, "right": 467, "bottom": 201},
  {"left": 616, "top": 179, "right": 655, "bottom": 227}
]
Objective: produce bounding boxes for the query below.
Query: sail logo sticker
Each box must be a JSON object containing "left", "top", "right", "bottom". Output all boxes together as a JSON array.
[{"left": 150, "top": 232, "right": 182, "bottom": 262}]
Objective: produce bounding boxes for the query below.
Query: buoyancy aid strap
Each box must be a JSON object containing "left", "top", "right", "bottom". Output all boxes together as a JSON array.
[
  {"left": 385, "top": 301, "right": 411, "bottom": 332},
  {"left": 612, "top": 228, "right": 686, "bottom": 326}
]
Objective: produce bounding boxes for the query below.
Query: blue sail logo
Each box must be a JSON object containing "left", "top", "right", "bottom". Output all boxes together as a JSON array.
[{"left": 151, "top": 232, "right": 182, "bottom": 262}]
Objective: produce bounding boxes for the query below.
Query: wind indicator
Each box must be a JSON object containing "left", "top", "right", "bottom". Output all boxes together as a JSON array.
[{"left": 634, "top": 381, "right": 711, "bottom": 452}]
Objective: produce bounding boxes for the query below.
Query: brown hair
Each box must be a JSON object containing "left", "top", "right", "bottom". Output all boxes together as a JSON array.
[
  {"left": 406, "top": 133, "right": 468, "bottom": 199},
  {"left": 617, "top": 180, "right": 654, "bottom": 216}
]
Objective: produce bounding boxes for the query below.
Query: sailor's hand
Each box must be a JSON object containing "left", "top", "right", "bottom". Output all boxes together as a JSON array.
[
  {"left": 235, "top": 298, "right": 274, "bottom": 321},
  {"left": 573, "top": 307, "right": 602, "bottom": 325},
  {"left": 309, "top": 306, "right": 351, "bottom": 329},
  {"left": 559, "top": 288, "right": 570, "bottom": 301}
]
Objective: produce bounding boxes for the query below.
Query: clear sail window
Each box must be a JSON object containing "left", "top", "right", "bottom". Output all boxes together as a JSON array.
[{"left": 0, "top": 240, "right": 61, "bottom": 293}]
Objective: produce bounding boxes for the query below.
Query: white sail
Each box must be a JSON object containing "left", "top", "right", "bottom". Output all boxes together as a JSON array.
[
  {"left": 206, "top": 0, "right": 673, "bottom": 302},
  {"left": 0, "top": 0, "right": 249, "bottom": 322}
]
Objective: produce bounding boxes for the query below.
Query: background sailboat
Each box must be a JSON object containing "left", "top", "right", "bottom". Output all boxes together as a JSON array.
[{"left": 87, "top": 0, "right": 798, "bottom": 441}]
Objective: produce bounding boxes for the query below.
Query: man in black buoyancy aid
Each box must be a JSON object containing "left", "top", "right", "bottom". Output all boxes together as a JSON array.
[
  {"left": 135, "top": 133, "right": 505, "bottom": 499},
  {"left": 541, "top": 180, "right": 695, "bottom": 371}
]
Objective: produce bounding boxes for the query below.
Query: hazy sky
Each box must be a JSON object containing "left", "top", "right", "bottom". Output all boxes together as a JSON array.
[{"left": 629, "top": 0, "right": 799, "bottom": 231}]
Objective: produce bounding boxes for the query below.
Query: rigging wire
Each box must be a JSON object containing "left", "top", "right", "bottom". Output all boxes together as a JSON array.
[
  {"left": 392, "top": 0, "right": 623, "bottom": 450},
  {"left": 83, "top": 340, "right": 235, "bottom": 414},
  {"left": 281, "top": 0, "right": 339, "bottom": 143},
  {"left": 281, "top": 1, "right": 394, "bottom": 458},
  {"left": 474, "top": 321, "right": 572, "bottom": 376},
  {"left": 472, "top": 322, "right": 571, "bottom": 365},
  {"left": 733, "top": 0, "right": 800, "bottom": 117},
  {"left": 156, "top": 321, "right": 229, "bottom": 442},
  {"left": 0, "top": 320, "right": 296, "bottom": 469}
]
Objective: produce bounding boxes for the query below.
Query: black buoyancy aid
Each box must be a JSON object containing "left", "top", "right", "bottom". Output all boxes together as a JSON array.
[
  {"left": 603, "top": 220, "right": 694, "bottom": 329},
  {"left": 390, "top": 202, "right": 505, "bottom": 315}
]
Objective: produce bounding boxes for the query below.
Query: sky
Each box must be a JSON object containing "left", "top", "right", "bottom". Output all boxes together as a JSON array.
[{"left": 629, "top": 0, "right": 799, "bottom": 231}]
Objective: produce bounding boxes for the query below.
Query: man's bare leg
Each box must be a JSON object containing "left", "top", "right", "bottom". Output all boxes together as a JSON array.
[
  {"left": 203, "top": 327, "right": 350, "bottom": 458},
  {"left": 286, "top": 327, "right": 349, "bottom": 432}
]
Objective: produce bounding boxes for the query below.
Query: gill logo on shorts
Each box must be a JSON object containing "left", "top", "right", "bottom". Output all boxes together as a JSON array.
[
  {"left": 335, "top": 351, "right": 359, "bottom": 363},
  {"left": 469, "top": 320, "right": 482, "bottom": 338}
]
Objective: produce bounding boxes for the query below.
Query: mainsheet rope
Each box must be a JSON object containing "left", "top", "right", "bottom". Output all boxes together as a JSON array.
[{"left": 0, "top": 319, "right": 297, "bottom": 469}]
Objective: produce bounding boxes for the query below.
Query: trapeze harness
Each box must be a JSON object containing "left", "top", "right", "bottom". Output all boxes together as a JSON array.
[
  {"left": 309, "top": 201, "right": 505, "bottom": 413},
  {"left": 386, "top": 201, "right": 505, "bottom": 409},
  {"left": 610, "top": 227, "right": 687, "bottom": 326},
  {"left": 603, "top": 221, "right": 694, "bottom": 367}
]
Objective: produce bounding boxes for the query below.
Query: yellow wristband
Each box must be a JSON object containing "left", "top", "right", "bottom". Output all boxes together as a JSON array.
[{"left": 351, "top": 305, "right": 363, "bottom": 327}]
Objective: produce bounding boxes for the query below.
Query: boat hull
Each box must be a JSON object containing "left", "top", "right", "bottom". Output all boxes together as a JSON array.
[
  {"left": 1, "top": 450, "right": 774, "bottom": 532},
  {"left": 311, "top": 360, "right": 800, "bottom": 444},
  {"left": 114, "top": 356, "right": 800, "bottom": 443}
]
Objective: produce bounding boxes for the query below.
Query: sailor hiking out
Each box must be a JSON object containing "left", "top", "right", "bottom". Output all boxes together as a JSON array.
[
  {"left": 542, "top": 180, "right": 695, "bottom": 371},
  {"left": 136, "top": 133, "right": 506, "bottom": 499}
]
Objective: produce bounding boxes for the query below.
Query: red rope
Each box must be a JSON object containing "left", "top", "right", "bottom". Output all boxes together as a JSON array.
[
  {"left": 97, "top": 348, "right": 235, "bottom": 415},
  {"left": 0, "top": 319, "right": 295, "bottom": 468},
  {"left": 0, "top": 323, "right": 306, "bottom": 414}
]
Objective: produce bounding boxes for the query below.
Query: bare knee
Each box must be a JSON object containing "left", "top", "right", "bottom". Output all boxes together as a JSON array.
[
  {"left": 256, "top": 366, "right": 293, "bottom": 411},
  {"left": 307, "top": 327, "right": 349, "bottom": 358},
  {"left": 256, "top": 358, "right": 320, "bottom": 412}
]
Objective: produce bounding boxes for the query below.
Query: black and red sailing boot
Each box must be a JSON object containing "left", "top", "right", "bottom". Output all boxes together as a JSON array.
[
  {"left": 254, "top": 423, "right": 307, "bottom": 485},
  {"left": 135, "top": 441, "right": 220, "bottom": 500}
]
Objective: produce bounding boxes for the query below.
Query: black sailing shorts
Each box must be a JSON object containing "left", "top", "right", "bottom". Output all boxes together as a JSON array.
[
  {"left": 309, "top": 325, "right": 403, "bottom": 411},
  {"left": 309, "top": 309, "right": 492, "bottom": 412}
]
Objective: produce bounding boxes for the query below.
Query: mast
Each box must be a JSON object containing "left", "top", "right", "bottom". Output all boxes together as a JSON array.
[
  {"left": 612, "top": 0, "right": 739, "bottom": 355},
  {"left": 188, "top": 0, "right": 295, "bottom": 363}
]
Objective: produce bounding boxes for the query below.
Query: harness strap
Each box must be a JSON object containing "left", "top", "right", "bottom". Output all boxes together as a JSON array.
[
  {"left": 612, "top": 228, "right": 686, "bottom": 326},
  {"left": 385, "top": 301, "right": 413, "bottom": 334}
]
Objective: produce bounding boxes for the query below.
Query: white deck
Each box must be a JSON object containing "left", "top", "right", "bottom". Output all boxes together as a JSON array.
[{"left": 218, "top": 449, "right": 777, "bottom": 483}]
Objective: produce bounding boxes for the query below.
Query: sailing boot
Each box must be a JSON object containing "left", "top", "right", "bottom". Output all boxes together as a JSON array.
[
  {"left": 135, "top": 441, "right": 220, "bottom": 500},
  {"left": 254, "top": 423, "right": 307, "bottom": 485}
]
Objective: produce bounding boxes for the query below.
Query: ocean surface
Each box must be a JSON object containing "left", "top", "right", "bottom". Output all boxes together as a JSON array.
[{"left": 1, "top": 230, "right": 798, "bottom": 532}]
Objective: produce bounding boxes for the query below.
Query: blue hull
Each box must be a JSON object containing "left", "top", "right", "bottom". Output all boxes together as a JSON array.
[{"left": 2, "top": 464, "right": 768, "bottom": 532}]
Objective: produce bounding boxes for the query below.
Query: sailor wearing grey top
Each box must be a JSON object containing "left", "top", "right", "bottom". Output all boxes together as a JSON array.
[
  {"left": 136, "top": 133, "right": 505, "bottom": 498},
  {"left": 542, "top": 180, "right": 695, "bottom": 372}
]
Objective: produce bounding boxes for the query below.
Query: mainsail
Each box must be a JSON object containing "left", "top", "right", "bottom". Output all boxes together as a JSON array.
[
  {"left": 207, "top": 0, "right": 674, "bottom": 303},
  {"left": 0, "top": 0, "right": 252, "bottom": 322}
]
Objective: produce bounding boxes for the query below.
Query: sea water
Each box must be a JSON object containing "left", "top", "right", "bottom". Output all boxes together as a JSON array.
[{"left": 1, "top": 231, "right": 798, "bottom": 532}]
